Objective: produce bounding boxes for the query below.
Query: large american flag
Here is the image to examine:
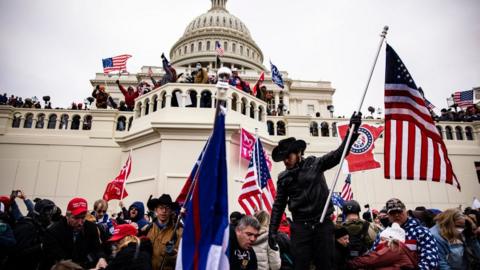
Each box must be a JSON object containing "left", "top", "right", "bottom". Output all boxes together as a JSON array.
[
  {"left": 384, "top": 44, "right": 460, "bottom": 190},
  {"left": 453, "top": 90, "right": 474, "bottom": 108},
  {"left": 340, "top": 174, "right": 353, "bottom": 201},
  {"left": 102, "top": 54, "right": 132, "bottom": 74},
  {"left": 215, "top": 41, "right": 224, "bottom": 57},
  {"left": 238, "top": 138, "right": 276, "bottom": 215}
]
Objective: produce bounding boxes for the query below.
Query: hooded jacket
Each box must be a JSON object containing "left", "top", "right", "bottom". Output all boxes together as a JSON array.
[
  {"left": 118, "top": 84, "right": 140, "bottom": 110},
  {"left": 129, "top": 202, "right": 149, "bottom": 231},
  {"left": 347, "top": 241, "right": 417, "bottom": 270},
  {"left": 252, "top": 227, "right": 281, "bottom": 270}
]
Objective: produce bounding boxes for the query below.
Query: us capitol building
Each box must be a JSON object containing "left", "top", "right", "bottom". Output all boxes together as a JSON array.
[{"left": 0, "top": 0, "right": 479, "bottom": 213}]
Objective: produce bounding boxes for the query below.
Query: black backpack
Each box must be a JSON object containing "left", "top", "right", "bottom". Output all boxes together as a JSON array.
[{"left": 343, "top": 220, "right": 370, "bottom": 258}]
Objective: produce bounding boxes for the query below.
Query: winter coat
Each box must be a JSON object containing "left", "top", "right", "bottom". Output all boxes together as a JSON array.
[
  {"left": 194, "top": 68, "right": 209, "bottom": 84},
  {"left": 347, "top": 242, "right": 417, "bottom": 270},
  {"left": 252, "top": 227, "right": 281, "bottom": 270},
  {"left": 372, "top": 218, "right": 439, "bottom": 270},
  {"left": 92, "top": 89, "right": 109, "bottom": 109},
  {"left": 104, "top": 240, "right": 153, "bottom": 270},
  {"left": 0, "top": 221, "right": 15, "bottom": 267},
  {"left": 129, "top": 202, "right": 149, "bottom": 231},
  {"left": 269, "top": 132, "right": 358, "bottom": 233},
  {"left": 40, "top": 217, "right": 105, "bottom": 270},
  {"left": 430, "top": 224, "right": 468, "bottom": 270},
  {"left": 334, "top": 242, "right": 349, "bottom": 270},
  {"left": 118, "top": 84, "right": 140, "bottom": 110},
  {"left": 146, "top": 220, "right": 182, "bottom": 270},
  {"left": 5, "top": 216, "right": 46, "bottom": 269}
]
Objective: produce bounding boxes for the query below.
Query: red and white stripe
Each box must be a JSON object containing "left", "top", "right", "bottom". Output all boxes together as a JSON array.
[
  {"left": 384, "top": 83, "right": 460, "bottom": 189},
  {"left": 340, "top": 182, "right": 353, "bottom": 201},
  {"left": 104, "top": 54, "right": 132, "bottom": 74}
]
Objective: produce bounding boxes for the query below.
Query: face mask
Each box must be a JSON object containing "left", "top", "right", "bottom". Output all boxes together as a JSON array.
[{"left": 380, "top": 218, "right": 391, "bottom": 228}]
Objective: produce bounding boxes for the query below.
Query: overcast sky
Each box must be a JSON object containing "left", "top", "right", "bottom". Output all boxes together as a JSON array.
[{"left": 0, "top": 0, "right": 479, "bottom": 116}]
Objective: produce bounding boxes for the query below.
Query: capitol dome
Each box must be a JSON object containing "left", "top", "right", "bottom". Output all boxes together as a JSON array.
[{"left": 170, "top": 0, "right": 265, "bottom": 71}]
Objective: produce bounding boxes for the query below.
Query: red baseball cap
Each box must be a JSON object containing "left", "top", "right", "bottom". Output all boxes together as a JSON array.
[
  {"left": 67, "top": 197, "right": 88, "bottom": 216},
  {"left": 108, "top": 224, "right": 137, "bottom": 242}
]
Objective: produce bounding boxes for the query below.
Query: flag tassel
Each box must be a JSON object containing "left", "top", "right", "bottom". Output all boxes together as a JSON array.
[{"left": 320, "top": 26, "right": 389, "bottom": 223}]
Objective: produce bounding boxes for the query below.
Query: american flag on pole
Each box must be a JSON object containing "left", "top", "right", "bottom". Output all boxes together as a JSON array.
[
  {"left": 424, "top": 98, "right": 435, "bottom": 110},
  {"left": 215, "top": 41, "right": 224, "bottom": 57},
  {"left": 384, "top": 44, "right": 460, "bottom": 190},
  {"left": 453, "top": 90, "right": 474, "bottom": 108},
  {"left": 340, "top": 174, "right": 353, "bottom": 201},
  {"left": 102, "top": 54, "right": 132, "bottom": 74},
  {"left": 238, "top": 138, "right": 276, "bottom": 215}
]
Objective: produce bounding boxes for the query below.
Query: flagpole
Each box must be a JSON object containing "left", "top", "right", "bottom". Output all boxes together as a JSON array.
[
  {"left": 320, "top": 26, "right": 388, "bottom": 223},
  {"left": 119, "top": 149, "right": 132, "bottom": 203}
]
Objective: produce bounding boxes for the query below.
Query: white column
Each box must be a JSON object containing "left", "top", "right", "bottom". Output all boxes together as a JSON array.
[
  {"left": 165, "top": 94, "right": 172, "bottom": 108},
  {"left": 254, "top": 108, "right": 259, "bottom": 120},
  {"left": 149, "top": 101, "right": 155, "bottom": 113}
]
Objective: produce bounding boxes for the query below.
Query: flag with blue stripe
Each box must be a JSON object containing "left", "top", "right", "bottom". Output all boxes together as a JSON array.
[
  {"left": 332, "top": 192, "right": 345, "bottom": 207},
  {"left": 270, "top": 61, "right": 284, "bottom": 89},
  {"left": 176, "top": 107, "right": 229, "bottom": 270}
]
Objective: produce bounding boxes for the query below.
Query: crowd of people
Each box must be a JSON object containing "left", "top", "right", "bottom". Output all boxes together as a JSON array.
[
  {"left": 434, "top": 107, "right": 480, "bottom": 122},
  {"left": 0, "top": 190, "right": 479, "bottom": 270}
]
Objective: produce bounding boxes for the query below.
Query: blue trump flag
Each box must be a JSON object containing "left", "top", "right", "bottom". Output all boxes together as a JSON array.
[
  {"left": 176, "top": 107, "right": 229, "bottom": 270},
  {"left": 270, "top": 61, "right": 284, "bottom": 89},
  {"left": 332, "top": 192, "right": 345, "bottom": 207}
]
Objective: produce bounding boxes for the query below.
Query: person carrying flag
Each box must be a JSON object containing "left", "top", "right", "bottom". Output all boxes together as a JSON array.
[{"left": 268, "top": 113, "right": 362, "bottom": 270}]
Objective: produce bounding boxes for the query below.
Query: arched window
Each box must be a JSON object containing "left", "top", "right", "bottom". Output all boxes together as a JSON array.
[
  {"left": 320, "top": 122, "right": 329, "bottom": 137},
  {"left": 455, "top": 126, "right": 463, "bottom": 140},
  {"left": 250, "top": 102, "right": 256, "bottom": 119},
  {"left": 128, "top": 117, "right": 133, "bottom": 131},
  {"left": 198, "top": 41, "right": 202, "bottom": 51},
  {"left": 223, "top": 17, "right": 226, "bottom": 26},
  {"left": 331, "top": 122, "right": 338, "bottom": 137},
  {"left": 207, "top": 41, "right": 211, "bottom": 51},
  {"left": 200, "top": 90, "right": 212, "bottom": 108},
  {"left": 59, "top": 114, "right": 69, "bottom": 129},
  {"left": 116, "top": 116, "right": 127, "bottom": 131},
  {"left": 24, "top": 113, "right": 34, "bottom": 128},
  {"left": 171, "top": 90, "right": 181, "bottom": 107},
  {"left": 258, "top": 106, "right": 264, "bottom": 121},
  {"left": 241, "top": 98, "right": 247, "bottom": 115},
  {"left": 47, "top": 114, "right": 57, "bottom": 129},
  {"left": 465, "top": 126, "right": 474, "bottom": 141},
  {"left": 224, "top": 41, "right": 228, "bottom": 52},
  {"left": 436, "top": 125, "right": 443, "bottom": 139},
  {"left": 445, "top": 126, "right": 453, "bottom": 140},
  {"left": 184, "top": 46, "right": 187, "bottom": 54},
  {"left": 240, "top": 45, "right": 244, "bottom": 55},
  {"left": 71, "top": 115, "right": 81, "bottom": 130},
  {"left": 152, "top": 95, "right": 158, "bottom": 112},
  {"left": 187, "top": 90, "right": 197, "bottom": 107},
  {"left": 82, "top": 115, "right": 92, "bottom": 130},
  {"left": 35, "top": 114, "right": 45, "bottom": 129},
  {"left": 267, "top": 121, "right": 274, "bottom": 136},
  {"left": 191, "top": 43, "right": 194, "bottom": 53},
  {"left": 277, "top": 121, "right": 286, "bottom": 136},
  {"left": 135, "top": 102, "right": 142, "bottom": 118},
  {"left": 231, "top": 94, "right": 238, "bottom": 111},
  {"left": 145, "top": 98, "right": 150, "bottom": 115},
  {"left": 232, "top": 43, "right": 236, "bottom": 53},
  {"left": 310, "top": 122, "right": 319, "bottom": 137},
  {"left": 161, "top": 92, "right": 166, "bottom": 109},
  {"left": 12, "top": 113, "right": 21, "bottom": 128},
  {"left": 247, "top": 48, "right": 250, "bottom": 57}
]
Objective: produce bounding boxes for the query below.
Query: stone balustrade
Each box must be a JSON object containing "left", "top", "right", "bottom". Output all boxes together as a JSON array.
[{"left": 133, "top": 83, "right": 268, "bottom": 122}]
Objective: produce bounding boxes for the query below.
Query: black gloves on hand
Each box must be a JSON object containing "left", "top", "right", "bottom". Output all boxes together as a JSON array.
[
  {"left": 349, "top": 112, "right": 362, "bottom": 133},
  {"left": 115, "top": 80, "right": 120, "bottom": 85},
  {"left": 165, "top": 240, "right": 176, "bottom": 256},
  {"left": 268, "top": 231, "right": 279, "bottom": 251}
]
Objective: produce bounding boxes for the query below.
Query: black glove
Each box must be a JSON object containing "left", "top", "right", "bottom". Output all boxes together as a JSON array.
[
  {"left": 268, "top": 231, "right": 279, "bottom": 251},
  {"left": 165, "top": 240, "right": 176, "bottom": 256},
  {"left": 115, "top": 79, "right": 120, "bottom": 85},
  {"left": 161, "top": 53, "right": 166, "bottom": 59},
  {"left": 349, "top": 112, "right": 362, "bottom": 133}
]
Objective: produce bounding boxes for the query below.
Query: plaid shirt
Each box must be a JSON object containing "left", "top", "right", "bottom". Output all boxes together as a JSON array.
[{"left": 372, "top": 217, "right": 439, "bottom": 269}]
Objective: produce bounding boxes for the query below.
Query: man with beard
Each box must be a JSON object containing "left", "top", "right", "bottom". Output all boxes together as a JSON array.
[{"left": 41, "top": 197, "right": 107, "bottom": 270}]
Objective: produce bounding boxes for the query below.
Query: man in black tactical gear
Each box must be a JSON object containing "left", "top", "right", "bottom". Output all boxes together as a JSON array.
[{"left": 268, "top": 112, "right": 362, "bottom": 270}]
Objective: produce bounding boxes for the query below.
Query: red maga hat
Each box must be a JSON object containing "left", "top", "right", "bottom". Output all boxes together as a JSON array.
[
  {"left": 108, "top": 224, "right": 137, "bottom": 242},
  {"left": 67, "top": 197, "right": 88, "bottom": 216}
]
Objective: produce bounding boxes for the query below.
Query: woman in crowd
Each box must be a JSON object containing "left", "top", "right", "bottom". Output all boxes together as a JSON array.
[
  {"left": 93, "top": 224, "right": 152, "bottom": 270},
  {"left": 252, "top": 210, "right": 281, "bottom": 270},
  {"left": 430, "top": 208, "right": 480, "bottom": 269}
]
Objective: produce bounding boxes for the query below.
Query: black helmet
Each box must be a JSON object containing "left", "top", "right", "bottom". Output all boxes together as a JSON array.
[{"left": 342, "top": 200, "right": 361, "bottom": 215}]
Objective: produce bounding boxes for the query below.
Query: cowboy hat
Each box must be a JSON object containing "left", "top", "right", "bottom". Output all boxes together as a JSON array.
[{"left": 272, "top": 137, "right": 306, "bottom": 162}]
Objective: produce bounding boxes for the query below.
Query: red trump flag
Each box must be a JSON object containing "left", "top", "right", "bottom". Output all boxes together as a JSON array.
[
  {"left": 338, "top": 123, "right": 384, "bottom": 173},
  {"left": 103, "top": 154, "right": 132, "bottom": 201}
]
